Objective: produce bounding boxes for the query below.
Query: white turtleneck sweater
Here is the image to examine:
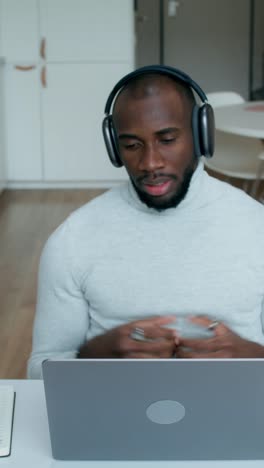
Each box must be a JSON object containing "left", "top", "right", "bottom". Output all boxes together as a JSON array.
[{"left": 27, "top": 162, "right": 264, "bottom": 379}]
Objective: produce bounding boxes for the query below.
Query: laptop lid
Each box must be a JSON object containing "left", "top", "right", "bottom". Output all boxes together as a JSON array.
[{"left": 42, "top": 359, "right": 264, "bottom": 461}]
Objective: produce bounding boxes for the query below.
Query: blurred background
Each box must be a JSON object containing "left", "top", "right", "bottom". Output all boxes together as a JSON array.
[{"left": 0, "top": 0, "right": 263, "bottom": 378}]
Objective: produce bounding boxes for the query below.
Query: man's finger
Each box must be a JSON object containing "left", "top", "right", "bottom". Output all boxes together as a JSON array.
[
  {"left": 132, "top": 315, "right": 176, "bottom": 328},
  {"left": 143, "top": 325, "right": 177, "bottom": 341},
  {"left": 127, "top": 316, "right": 178, "bottom": 342},
  {"left": 187, "top": 316, "right": 229, "bottom": 337},
  {"left": 179, "top": 337, "right": 217, "bottom": 352},
  {"left": 176, "top": 348, "right": 225, "bottom": 359},
  {"left": 129, "top": 337, "right": 175, "bottom": 354}
]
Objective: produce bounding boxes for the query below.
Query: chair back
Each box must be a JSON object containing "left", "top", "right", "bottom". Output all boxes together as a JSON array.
[
  {"left": 207, "top": 91, "right": 245, "bottom": 108},
  {"left": 205, "top": 92, "right": 264, "bottom": 187}
]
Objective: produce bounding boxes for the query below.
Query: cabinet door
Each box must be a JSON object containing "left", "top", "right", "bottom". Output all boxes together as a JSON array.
[
  {"left": 40, "top": 0, "right": 134, "bottom": 63},
  {"left": 1, "top": 0, "right": 42, "bottom": 181},
  {"left": 1, "top": 0, "right": 40, "bottom": 63},
  {"left": 5, "top": 65, "right": 42, "bottom": 181},
  {"left": 40, "top": 0, "right": 134, "bottom": 182},
  {"left": 42, "top": 63, "right": 129, "bottom": 181}
]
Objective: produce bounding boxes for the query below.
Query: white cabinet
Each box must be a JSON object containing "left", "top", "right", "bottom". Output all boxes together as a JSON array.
[
  {"left": 1, "top": 0, "right": 39, "bottom": 62},
  {"left": 1, "top": 0, "right": 134, "bottom": 185},
  {"left": 42, "top": 63, "right": 131, "bottom": 181},
  {"left": 5, "top": 65, "right": 42, "bottom": 180},
  {"left": 1, "top": 0, "right": 42, "bottom": 181},
  {"left": 40, "top": 0, "right": 133, "bottom": 63}
]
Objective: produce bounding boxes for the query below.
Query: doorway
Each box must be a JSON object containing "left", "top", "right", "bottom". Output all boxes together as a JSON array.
[{"left": 134, "top": 0, "right": 254, "bottom": 98}]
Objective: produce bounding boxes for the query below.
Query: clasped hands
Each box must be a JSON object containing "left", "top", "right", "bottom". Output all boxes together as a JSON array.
[{"left": 79, "top": 315, "right": 264, "bottom": 359}]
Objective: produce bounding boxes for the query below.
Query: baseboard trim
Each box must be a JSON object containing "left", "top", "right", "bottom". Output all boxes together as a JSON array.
[{"left": 6, "top": 179, "right": 128, "bottom": 189}]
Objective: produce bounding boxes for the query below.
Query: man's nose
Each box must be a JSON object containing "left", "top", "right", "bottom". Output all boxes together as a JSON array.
[{"left": 138, "top": 144, "right": 165, "bottom": 172}]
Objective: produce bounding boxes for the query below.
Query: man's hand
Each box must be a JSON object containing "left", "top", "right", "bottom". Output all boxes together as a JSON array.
[
  {"left": 78, "top": 316, "right": 178, "bottom": 359},
  {"left": 175, "top": 316, "right": 264, "bottom": 359}
]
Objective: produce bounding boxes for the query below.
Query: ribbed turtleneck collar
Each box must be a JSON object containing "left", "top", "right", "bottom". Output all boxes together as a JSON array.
[{"left": 122, "top": 160, "right": 207, "bottom": 216}]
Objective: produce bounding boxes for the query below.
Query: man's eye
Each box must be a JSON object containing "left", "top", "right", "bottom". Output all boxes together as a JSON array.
[
  {"left": 123, "top": 142, "right": 140, "bottom": 150},
  {"left": 161, "top": 138, "right": 175, "bottom": 144}
]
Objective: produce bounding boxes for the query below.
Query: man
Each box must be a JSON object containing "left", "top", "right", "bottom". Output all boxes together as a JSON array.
[{"left": 28, "top": 66, "right": 264, "bottom": 379}]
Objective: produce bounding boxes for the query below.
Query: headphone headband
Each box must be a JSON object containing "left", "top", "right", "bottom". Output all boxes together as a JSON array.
[
  {"left": 102, "top": 65, "right": 214, "bottom": 166},
  {"left": 104, "top": 65, "right": 208, "bottom": 114}
]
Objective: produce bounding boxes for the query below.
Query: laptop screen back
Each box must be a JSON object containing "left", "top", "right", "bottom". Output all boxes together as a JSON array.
[{"left": 42, "top": 359, "right": 264, "bottom": 461}]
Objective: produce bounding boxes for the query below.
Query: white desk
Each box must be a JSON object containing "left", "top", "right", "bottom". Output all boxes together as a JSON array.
[
  {"left": 214, "top": 101, "right": 264, "bottom": 139},
  {"left": 0, "top": 380, "right": 263, "bottom": 468}
]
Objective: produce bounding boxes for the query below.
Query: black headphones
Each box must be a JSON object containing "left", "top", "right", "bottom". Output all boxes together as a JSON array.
[{"left": 102, "top": 65, "right": 215, "bottom": 168}]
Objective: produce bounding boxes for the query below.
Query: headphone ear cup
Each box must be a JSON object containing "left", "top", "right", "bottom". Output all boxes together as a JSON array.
[
  {"left": 191, "top": 105, "right": 202, "bottom": 157},
  {"left": 102, "top": 116, "right": 123, "bottom": 168},
  {"left": 191, "top": 104, "right": 215, "bottom": 158},
  {"left": 199, "top": 103, "right": 215, "bottom": 158}
]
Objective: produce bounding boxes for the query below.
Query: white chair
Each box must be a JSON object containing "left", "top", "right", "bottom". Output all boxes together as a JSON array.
[
  {"left": 204, "top": 91, "right": 264, "bottom": 199},
  {"left": 207, "top": 91, "right": 245, "bottom": 106}
]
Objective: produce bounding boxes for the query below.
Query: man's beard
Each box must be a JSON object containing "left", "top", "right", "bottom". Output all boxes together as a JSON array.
[{"left": 131, "top": 161, "right": 197, "bottom": 211}]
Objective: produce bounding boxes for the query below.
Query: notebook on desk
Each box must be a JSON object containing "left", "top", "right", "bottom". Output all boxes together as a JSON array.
[{"left": 42, "top": 358, "right": 264, "bottom": 461}]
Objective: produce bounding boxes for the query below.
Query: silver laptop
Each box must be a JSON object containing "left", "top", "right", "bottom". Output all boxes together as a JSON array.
[{"left": 42, "top": 358, "right": 264, "bottom": 461}]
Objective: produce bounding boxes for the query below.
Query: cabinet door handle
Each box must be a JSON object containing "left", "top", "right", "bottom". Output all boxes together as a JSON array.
[
  {"left": 41, "top": 66, "right": 47, "bottom": 87},
  {"left": 40, "top": 37, "right": 46, "bottom": 60},
  {"left": 15, "top": 65, "right": 36, "bottom": 71}
]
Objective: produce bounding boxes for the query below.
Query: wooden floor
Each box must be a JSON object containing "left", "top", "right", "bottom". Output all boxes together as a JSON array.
[
  {"left": 0, "top": 178, "right": 263, "bottom": 379},
  {"left": 0, "top": 189, "right": 105, "bottom": 379}
]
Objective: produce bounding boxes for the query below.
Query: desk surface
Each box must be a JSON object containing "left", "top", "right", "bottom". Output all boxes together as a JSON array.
[
  {"left": 214, "top": 101, "right": 264, "bottom": 138},
  {"left": 0, "top": 380, "right": 263, "bottom": 468}
]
